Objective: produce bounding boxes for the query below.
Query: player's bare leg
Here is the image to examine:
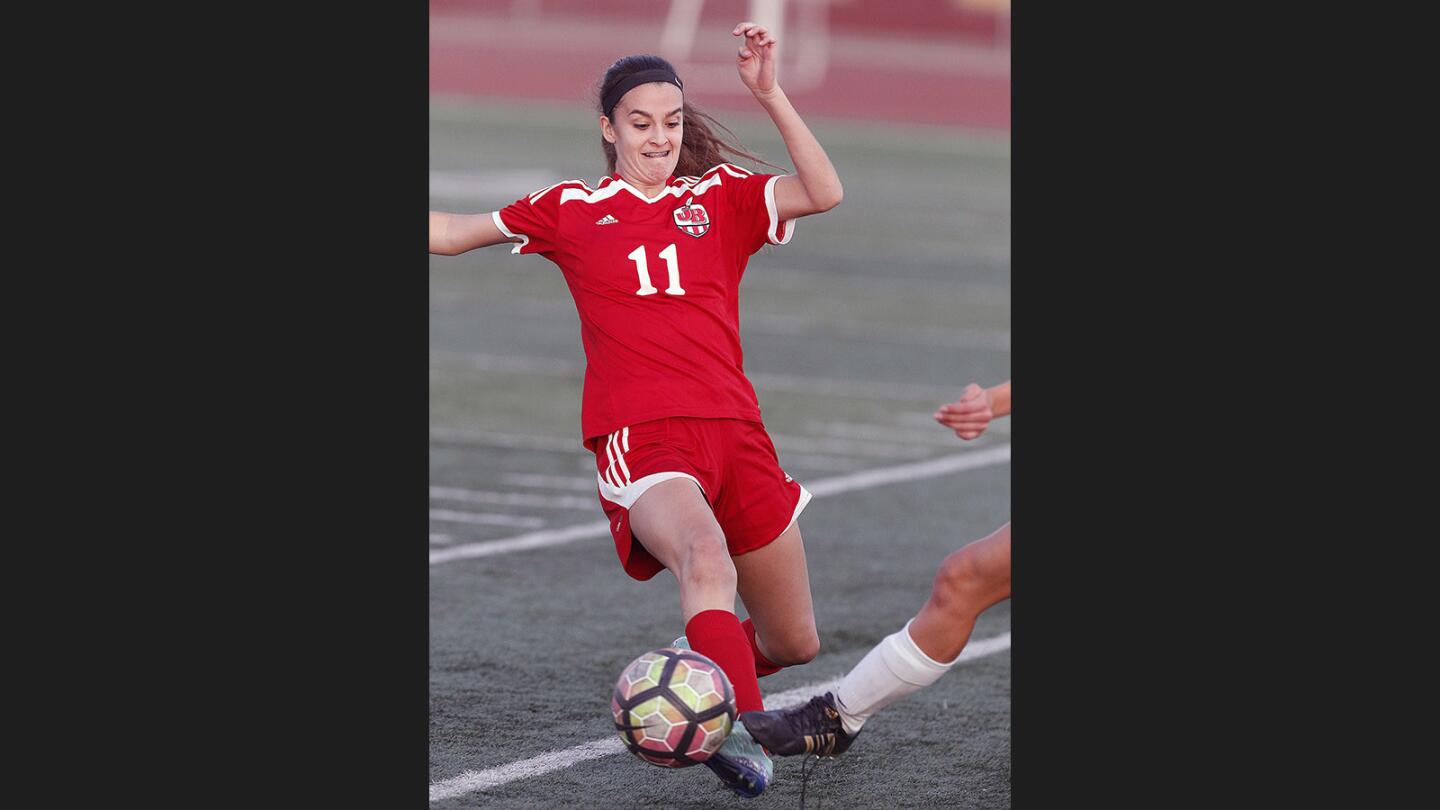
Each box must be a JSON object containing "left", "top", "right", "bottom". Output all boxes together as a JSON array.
[
  {"left": 628, "top": 477, "right": 772, "bottom": 797},
  {"left": 628, "top": 478, "right": 736, "bottom": 621},
  {"left": 733, "top": 521, "right": 820, "bottom": 668},
  {"left": 907, "top": 522, "right": 1011, "bottom": 662}
]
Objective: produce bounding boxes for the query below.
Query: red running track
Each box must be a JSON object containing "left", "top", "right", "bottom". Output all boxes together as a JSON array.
[{"left": 430, "top": 13, "right": 1009, "bottom": 131}]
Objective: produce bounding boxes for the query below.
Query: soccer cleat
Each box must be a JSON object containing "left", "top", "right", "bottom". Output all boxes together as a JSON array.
[
  {"left": 671, "top": 635, "right": 689, "bottom": 649},
  {"left": 703, "top": 718, "right": 772, "bottom": 798},
  {"left": 739, "top": 692, "right": 859, "bottom": 758}
]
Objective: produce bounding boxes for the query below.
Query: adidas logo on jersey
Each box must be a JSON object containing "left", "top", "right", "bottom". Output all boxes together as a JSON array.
[{"left": 595, "top": 214, "right": 619, "bottom": 225}]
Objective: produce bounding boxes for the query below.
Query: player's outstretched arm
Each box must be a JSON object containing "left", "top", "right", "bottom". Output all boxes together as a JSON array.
[
  {"left": 934, "top": 381, "right": 1011, "bottom": 440},
  {"left": 985, "top": 381, "right": 1012, "bottom": 419},
  {"left": 733, "top": 22, "right": 843, "bottom": 220},
  {"left": 429, "top": 211, "right": 519, "bottom": 255}
]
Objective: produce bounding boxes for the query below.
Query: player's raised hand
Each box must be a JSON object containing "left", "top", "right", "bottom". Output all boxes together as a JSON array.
[
  {"left": 733, "top": 21, "right": 777, "bottom": 95},
  {"left": 934, "top": 383, "right": 995, "bottom": 440}
]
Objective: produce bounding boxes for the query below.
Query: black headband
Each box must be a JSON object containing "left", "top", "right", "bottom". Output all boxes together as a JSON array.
[{"left": 602, "top": 69, "right": 684, "bottom": 120}]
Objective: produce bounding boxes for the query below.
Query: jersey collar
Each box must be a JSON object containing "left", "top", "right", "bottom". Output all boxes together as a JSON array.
[{"left": 605, "top": 173, "right": 687, "bottom": 203}]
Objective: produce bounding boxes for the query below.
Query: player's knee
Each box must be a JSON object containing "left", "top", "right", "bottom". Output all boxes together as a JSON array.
[
  {"left": 930, "top": 547, "right": 990, "bottom": 613},
  {"left": 771, "top": 630, "right": 820, "bottom": 665},
  {"left": 678, "top": 529, "right": 736, "bottom": 591}
]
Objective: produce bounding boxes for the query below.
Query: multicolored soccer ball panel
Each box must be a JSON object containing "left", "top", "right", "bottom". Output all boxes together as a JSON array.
[{"left": 611, "top": 647, "right": 735, "bottom": 767}]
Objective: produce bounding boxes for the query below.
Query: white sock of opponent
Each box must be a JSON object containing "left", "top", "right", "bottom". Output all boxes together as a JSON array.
[{"left": 834, "top": 619, "right": 958, "bottom": 736}]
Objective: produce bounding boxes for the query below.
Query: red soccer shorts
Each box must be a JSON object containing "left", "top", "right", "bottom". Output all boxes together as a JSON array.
[{"left": 585, "top": 417, "right": 812, "bottom": 581}]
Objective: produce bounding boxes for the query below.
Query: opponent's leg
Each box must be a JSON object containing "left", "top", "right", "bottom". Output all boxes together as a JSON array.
[
  {"left": 907, "top": 521, "right": 1012, "bottom": 662},
  {"left": 744, "top": 522, "right": 1011, "bottom": 755},
  {"left": 833, "top": 522, "right": 1010, "bottom": 735}
]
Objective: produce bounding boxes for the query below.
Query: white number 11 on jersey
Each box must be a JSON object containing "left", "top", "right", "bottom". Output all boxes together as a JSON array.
[{"left": 628, "top": 244, "right": 685, "bottom": 296}]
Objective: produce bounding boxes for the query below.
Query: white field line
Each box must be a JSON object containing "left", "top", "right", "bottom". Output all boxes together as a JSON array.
[
  {"left": 428, "top": 631, "right": 1011, "bottom": 802},
  {"left": 430, "top": 444, "right": 1009, "bottom": 565},
  {"left": 430, "top": 486, "right": 597, "bottom": 511},
  {"left": 776, "top": 453, "right": 870, "bottom": 472},
  {"left": 805, "top": 444, "right": 1009, "bottom": 498},
  {"left": 429, "top": 510, "right": 545, "bottom": 529},
  {"left": 430, "top": 520, "right": 612, "bottom": 564}
]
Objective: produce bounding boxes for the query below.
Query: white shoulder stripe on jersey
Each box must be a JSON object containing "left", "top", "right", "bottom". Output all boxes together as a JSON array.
[
  {"left": 687, "top": 173, "right": 724, "bottom": 196},
  {"left": 527, "top": 181, "right": 565, "bottom": 203},
  {"left": 561, "top": 181, "right": 630, "bottom": 205},
  {"left": 491, "top": 211, "right": 530, "bottom": 255},
  {"left": 529, "top": 179, "right": 593, "bottom": 204},
  {"left": 763, "top": 174, "right": 797, "bottom": 246}
]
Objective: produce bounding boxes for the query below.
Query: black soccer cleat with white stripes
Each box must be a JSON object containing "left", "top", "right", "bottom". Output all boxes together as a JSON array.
[{"left": 739, "top": 692, "right": 859, "bottom": 758}]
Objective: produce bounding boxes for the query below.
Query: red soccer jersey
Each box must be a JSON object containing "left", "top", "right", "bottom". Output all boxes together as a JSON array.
[{"left": 493, "top": 163, "right": 796, "bottom": 441}]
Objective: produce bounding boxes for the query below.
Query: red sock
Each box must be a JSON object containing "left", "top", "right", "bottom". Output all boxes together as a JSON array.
[
  {"left": 686, "top": 609, "right": 765, "bottom": 713},
  {"left": 741, "top": 618, "right": 784, "bottom": 677}
]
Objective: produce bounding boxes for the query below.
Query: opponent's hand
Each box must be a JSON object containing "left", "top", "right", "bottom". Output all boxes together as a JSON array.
[
  {"left": 934, "top": 383, "right": 995, "bottom": 440},
  {"left": 733, "top": 21, "right": 777, "bottom": 95}
]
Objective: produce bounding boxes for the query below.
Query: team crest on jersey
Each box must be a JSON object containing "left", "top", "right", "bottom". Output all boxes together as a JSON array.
[{"left": 673, "top": 202, "right": 710, "bottom": 237}]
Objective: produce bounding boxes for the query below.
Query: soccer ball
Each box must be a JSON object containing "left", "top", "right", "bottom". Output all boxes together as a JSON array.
[{"left": 611, "top": 647, "right": 736, "bottom": 767}]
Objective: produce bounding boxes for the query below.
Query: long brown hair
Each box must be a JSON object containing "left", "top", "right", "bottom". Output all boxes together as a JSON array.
[{"left": 597, "top": 54, "right": 780, "bottom": 179}]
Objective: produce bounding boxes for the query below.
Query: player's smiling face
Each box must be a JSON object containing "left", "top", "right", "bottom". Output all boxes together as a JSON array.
[{"left": 602, "top": 82, "right": 684, "bottom": 191}]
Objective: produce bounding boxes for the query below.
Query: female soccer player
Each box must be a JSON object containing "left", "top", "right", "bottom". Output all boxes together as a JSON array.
[
  {"left": 741, "top": 381, "right": 1012, "bottom": 757},
  {"left": 429, "top": 23, "right": 843, "bottom": 798}
]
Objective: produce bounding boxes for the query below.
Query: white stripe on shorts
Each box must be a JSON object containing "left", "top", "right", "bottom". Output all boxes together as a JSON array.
[
  {"left": 602, "top": 431, "right": 620, "bottom": 488},
  {"left": 613, "top": 428, "right": 633, "bottom": 485}
]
